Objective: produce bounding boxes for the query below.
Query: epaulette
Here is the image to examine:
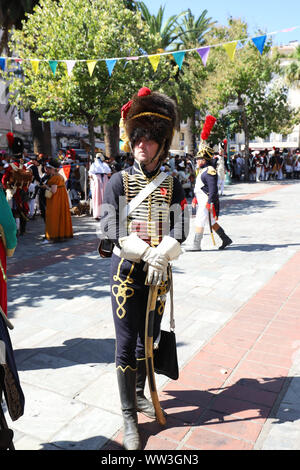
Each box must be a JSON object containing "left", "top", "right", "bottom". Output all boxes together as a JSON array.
[{"left": 207, "top": 166, "right": 217, "bottom": 176}]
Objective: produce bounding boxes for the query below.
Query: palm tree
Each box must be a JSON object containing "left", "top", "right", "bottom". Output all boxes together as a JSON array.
[
  {"left": 137, "top": 2, "right": 187, "bottom": 51},
  {"left": 175, "top": 9, "right": 216, "bottom": 154},
  {"left": 175, "top": 9, "right": 215, "bottom": 49},
  {"left": 136, "top": 4, "right": 215, "bottom": 154}
]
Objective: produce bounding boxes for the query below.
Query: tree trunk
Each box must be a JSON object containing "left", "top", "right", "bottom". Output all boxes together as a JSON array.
[
  {"left": 104, "top": 123, "right": 120, "bottom": 159},
  {"left": 241, "top": 104, "right": 250, "bottom": 181},
  {"left": 43, "top": 121, "right": 52, "bottom": 156},
  {"left": 186, "top": 112, "right": 196, "bottom": 155},
  {"left": 30, "top": 108, "right": 45, "bottom": 154},
  {"left": 88, "top": 117, "right": 96, "bottom": 166}
]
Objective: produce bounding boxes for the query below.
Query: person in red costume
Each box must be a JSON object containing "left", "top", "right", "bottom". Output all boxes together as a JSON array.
[{"left": 1, "top": 159, "right": 32, "bottom": 236}]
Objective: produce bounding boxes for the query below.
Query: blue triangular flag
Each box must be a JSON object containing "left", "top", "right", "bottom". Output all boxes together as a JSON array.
[
  {"left": 49, "top": 60, "right": 58, "bottom": 75},
  {"left": 0, "top": 57, "right": 6, "bottom": 71},
  {"left": 172, "top": 51, "right": 185, "bottom": 70},
  {"left": 252, "top": 35, "right": 267, "bottom": 55},
  {"left": 106, "top": 59, "right": 117, "bottom": 76}
]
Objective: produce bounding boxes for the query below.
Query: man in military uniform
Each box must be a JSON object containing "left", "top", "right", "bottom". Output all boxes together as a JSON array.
[
  {"left": 186, "top": 142, "right": 232, "bottom": 251},
  {"left": 100, "top": 87, "right": 189, "bottom": 450}
]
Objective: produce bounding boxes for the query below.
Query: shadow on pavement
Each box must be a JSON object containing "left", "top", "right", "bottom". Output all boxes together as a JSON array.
[
  {"left": 221, "top": 199, "right": 277, "bottom": 216},
  {"left": 7, "top": 258, "right": 111, "bottom": 316},
  {"left": 40, "top": 435, "right": 111, "bottom": 451},
  {"left": 14, "top": 337, "right": 116, "bottom": 369},
  {"left": 226, "top": 243, "right": 300, "bottom": 252},
  {"left": 104, "top": 375, "right": 298, "bottom": 450}
]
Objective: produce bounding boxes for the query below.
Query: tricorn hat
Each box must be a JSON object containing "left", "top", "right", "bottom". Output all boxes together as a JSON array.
[{"left": 120, "top": 87, "right": 179, "bottom": 161}]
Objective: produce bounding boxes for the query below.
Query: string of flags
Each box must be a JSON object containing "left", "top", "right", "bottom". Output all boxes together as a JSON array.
[{"left": 0, "top": 25, "right": 299, "bottom": 77}]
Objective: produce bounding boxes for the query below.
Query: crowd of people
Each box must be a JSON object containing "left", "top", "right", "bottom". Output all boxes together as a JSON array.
[
  {"left": 0, "top": 151, "right": 74, "bottom": 241},
  {"left": 0, "top": 144, "right": 300, "bottom": 244},
  {"left": 230, "top": 147, "right": 300, "bottom": 182}
]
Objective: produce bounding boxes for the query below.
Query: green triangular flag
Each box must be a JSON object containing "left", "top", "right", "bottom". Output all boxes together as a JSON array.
[
  {"left": 49, "top": 60, "right": 58, "bottom": 75},
  {"left": 172, "top": 51, "right": 185, "bottom": 70}
]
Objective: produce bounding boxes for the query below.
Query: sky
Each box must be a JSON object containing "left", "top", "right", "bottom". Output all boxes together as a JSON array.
[{"left": 146, "top": 0, "right": 300, "bottom": 46}]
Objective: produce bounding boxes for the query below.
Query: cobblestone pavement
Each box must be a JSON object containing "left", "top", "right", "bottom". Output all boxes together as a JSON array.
[{"left": 3, "top": 179, "right": 300, "bottom": 451}]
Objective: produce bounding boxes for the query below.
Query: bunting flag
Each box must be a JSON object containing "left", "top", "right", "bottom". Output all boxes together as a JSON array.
[
  {"left": 30, "top": 59, "right": 39, "bottom": 74},
  {"left": 197, "top": 47, "right": 210, "bottom": 66},
  {"left": 49, "top": 60, "right": 58, "bottom": 75},
  {"left": 172, "top": 51, "right": 185, "bottom": 69},
  {"left": 148, "top": 54, "right": 160, "bottom": 72},
  {"left": 105, "top": 59, "right": 117, "bottom": 76},
  {"left": 3, "top": 25, "right": 299, "bottom": 78},
  {"left": 65, "top": 60, "right": 76, "bottom": 76},
  {"left": 87, "top": 60, "right": 97, "bottom": 76},
  {"left": 252, "top": 35, "right": 267, "bottom": 55},
  {"left": 223, "top": 41, "right": 238, "bottom": 61},
  {"left": 0, "top": 58, "right": 6, "bottom": 71}
]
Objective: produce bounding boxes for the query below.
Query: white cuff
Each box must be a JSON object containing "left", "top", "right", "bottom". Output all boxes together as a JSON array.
[
  {"left": 157, "top": 236, "right": 182, "bottom": 261},
  {"left": 119, "top": 233, "right": 149, "bottom": 262}
]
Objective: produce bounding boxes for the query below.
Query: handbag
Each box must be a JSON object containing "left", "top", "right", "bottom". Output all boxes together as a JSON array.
[
  {"left": 45, "top": 189, "right": 52, "bottom": 199},
  {"left": 154, "top": 329, "right": 178, "bottom": 380},
  {"left": 98, "top": 237, "right": 114, "bottom": 258},
  {"left": 154, "top": 269, "right": 179, "bottom": 380}
]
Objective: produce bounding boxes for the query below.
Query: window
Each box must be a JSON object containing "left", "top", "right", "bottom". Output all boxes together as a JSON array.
[{"left": 180, "top": 133, "right": 185, "bottom": 141}]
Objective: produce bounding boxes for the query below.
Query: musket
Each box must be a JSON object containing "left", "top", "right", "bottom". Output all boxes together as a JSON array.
[{"left": 144, "top": 285, "right": 166, "bottom": 426}]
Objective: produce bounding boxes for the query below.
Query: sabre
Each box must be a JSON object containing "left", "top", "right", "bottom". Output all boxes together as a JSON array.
[
  {"left": 208, "top": 207, "right": 216, "bottom": 246},
  {"left": 144, "top": 285, "right": 166, "bottom": 426}
]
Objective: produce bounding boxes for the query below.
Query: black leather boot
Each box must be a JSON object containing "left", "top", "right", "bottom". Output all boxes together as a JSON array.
[
  {"left": 136, "top": 360, "right": 156, "bottom": 419},
  {"left": 116, "top": 367, "right": 141, "bottom": 450},
  {"left": 215, "top": 227, "right": 232, "bottom": 250},
  {"left": 136, "top": 360, "right": 166, "bottom": 419}
]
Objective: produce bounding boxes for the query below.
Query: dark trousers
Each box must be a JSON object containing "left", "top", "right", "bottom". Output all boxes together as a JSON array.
[{"left": 110, "top": 254, "right": 166, "bottom": 370}]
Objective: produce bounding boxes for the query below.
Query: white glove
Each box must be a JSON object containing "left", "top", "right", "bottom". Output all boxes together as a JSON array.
[
  {"left": 119, "top": 233, "right": 176, "bottom": 286},
  {"left": 145, "top": 236, "right": 181, "bottom": 286},
  {"left": 156, "top": 236, "right": 182, "bottom": 261},
  {"left": 119, "top": 233, "right": 149, "bottom": 262},
  {"left": 146, "top": 264, "right": 168, "bottom": 285},
  {"left": 142, "top": 247, "right": 169, "bottom": 285}
]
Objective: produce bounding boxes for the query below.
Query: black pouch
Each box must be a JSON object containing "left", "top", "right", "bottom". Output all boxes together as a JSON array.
[
  {"left": 154, "top": 330, "right": 179, "bottom": 380},
  {"left": 98, "top": 238, "right": 114, "bottom": 258}
]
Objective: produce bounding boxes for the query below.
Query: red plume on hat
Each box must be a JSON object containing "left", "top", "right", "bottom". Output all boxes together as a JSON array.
[
  {"left": 6, "top": 132, "right": 14, "bottom": 148},
  {"left": 200, "top": 115, "right": 217, "bottom": 141}
]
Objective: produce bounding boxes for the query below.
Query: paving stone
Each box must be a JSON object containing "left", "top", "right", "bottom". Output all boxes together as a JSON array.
[{"left": 4, "top": 181, "right": 300, "bottom": 450}]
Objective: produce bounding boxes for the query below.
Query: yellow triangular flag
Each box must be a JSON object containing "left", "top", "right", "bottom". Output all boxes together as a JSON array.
[
  {"left": 223, "top": 42, "right": 238, "bottom": 61},
  {"left": 87, "top": 60, "right": 97, "bottom": 77},
  {"left": 148, "top": 54, "right": 160, "bottom": 72},
  {"left": 31, "top": 59, "right": 39, "bottom": 74}
]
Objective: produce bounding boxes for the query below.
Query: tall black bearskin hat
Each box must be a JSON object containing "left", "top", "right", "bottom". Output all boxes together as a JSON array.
[
  {"left": 120, "top": 87, "right": 179, "bottom": 160},
  {"left": 195, "top": 115, "right": 217, "bottom": 161}
]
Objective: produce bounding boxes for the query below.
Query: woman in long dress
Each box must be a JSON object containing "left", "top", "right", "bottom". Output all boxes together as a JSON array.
[{"left": 44, "top": 159, "right": 73, "bottom": 242}]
